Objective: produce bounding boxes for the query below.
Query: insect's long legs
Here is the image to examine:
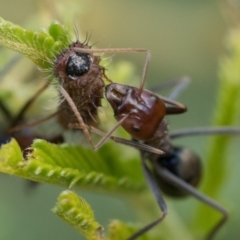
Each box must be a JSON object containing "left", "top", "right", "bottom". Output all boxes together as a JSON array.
[
  {"left": 61, "top": 80, "right": 166, "bottom": 154},
  {"left": 148, "top": 77, "right": 189, "bottom": 96},
  {"left": 170, "top": 127, "right": 240, "bottom": 139},
  {"left": 90, "top": 126, "right": 164, "bottom": 155},
  {"left": 126, "top": 157, "right": 167, "bottom": 240},
  {"left": 10, "top": 82, "right": 49, "bottom": 127},
  {"left": 153, "top": 161, "right": 228, "bottom": 240},
  {"left": 8, "top": 111, "right": 60, "bottom": 133},
  {"left": 167, "top": 76, "right": 190, "bottom": 100},
  {"left": 59, "top": 86, "right": 94, "bottom": 148},
  {"left": 68, "top": 124, "right": 164, "bottom": 155},
  {"left": 74, "top": 47, "right": 151, "bottom": 95}
]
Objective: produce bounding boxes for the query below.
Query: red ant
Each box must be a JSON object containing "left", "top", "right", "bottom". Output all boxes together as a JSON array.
[
  {"left": 104, "top": 80, "right": 240, "bottom": 240},
  {"left": 60, "top": 39, "right": 240, "bottom": 240},
  {"left": 3, "top": 31, "right": 238, "bottom": 240}
]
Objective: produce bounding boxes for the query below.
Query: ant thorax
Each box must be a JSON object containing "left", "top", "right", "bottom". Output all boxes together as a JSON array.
[{"left": 54, "top": 41, "right": 104, "bottom": 128}]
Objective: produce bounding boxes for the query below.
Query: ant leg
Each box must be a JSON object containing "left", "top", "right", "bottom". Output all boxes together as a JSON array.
[
  {"left": 92, "top": 112, "right": 131, "bottom": 149},
  {"left": 59, "top": 86, "right": 94, "bottom": 148},
  {"left": 167, "top": 76, "right": 190, "bottom": 100},
  {"left": 90, "top": 126, "right": 164, "bottom": 155},
  {"left": 126, "top": 157, "right": 167, "bottom": 240},
  {"left": 170, "top": 126, "right": 240, "bottom": 139},
  {"left": 160, "top": 96, "right": 187, "bottom": 114},
  {"left": 148, "top": 76, "right": 190, "bottom": 95},
  {"left": 68, "top": 124, "right": 164, "bottom": 155},
  {"left": 8, "top": 111, "right": 60, "bottom": 133},
  {"left": 153, "top": 161, "right": 228, "bottom": 240},
  {"left": 10, "top": 82, "right": 49, "bottom": 127},
  {"left": 74, "top": 47, "right": 151, "bottom": 93},
  {"left": 73, "top": 47, "right": 148, "bottom": 55}
]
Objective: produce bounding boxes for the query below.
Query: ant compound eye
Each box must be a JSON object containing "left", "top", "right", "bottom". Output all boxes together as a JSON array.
[
  {"left": 66, "top": 52, "right": 92, "bottom": 78},
  {"left": 132, "top": 125, "right": 140, "bottom": 132}
]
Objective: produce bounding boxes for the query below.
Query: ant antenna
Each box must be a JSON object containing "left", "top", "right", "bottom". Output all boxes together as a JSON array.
[{"left": 138, "top": 50, "right": 151, "bottom": 96}]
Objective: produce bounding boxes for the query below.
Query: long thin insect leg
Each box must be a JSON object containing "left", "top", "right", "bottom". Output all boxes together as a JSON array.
[
  {"left": 8, "top": 111, "right": 60, "bottom": 133},
  {"left": 153, "top": 162, "right": 228, "bottom": 240},
  {"left": 127, "top": 157, "right": 167, "bottom": 240},
  {"left": 68, "top": 124, "right": 164, "bottom": 155},
  {"left": 93, "top": 113, "right": 131, "bottom": 150},
  {"left": 10, "top": 82, "right": 49, "bottom": 127},
  {"left": 59, "top": 86, "right": 94, "bottom": 148},
  {"left": 167, "top": 76, "right": 190, "bottom": 100},
  {"left": 170, "top": 127, "right": 240, "bottom": 139},
  {"left": 148, "top": 76, "right": 189, "bottom": 95},
  {"left": 74, "top": 47, "right": 151, "bottom": 94},
  {"left": 74, "top": 47, "right": 148, "bottom": 54},
  {"left": 74, "top": 46, "right": 154, "bottom": 103}
]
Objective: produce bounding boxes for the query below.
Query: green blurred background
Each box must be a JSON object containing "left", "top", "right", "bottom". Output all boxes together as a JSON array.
[{"left": 0, "top": 0, "right": 239, "bottom": 239}]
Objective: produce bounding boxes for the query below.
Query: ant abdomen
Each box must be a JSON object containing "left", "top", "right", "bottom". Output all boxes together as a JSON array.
[
  {"left": 155, "top": 147, "right": 202, "bottom": 197},
  {"left": 105, "top": 83, "right": 166, "bottom": 140}
]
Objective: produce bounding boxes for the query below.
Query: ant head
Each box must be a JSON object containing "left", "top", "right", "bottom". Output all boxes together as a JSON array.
[
  {"left": 155, "top": 147, "right": 202, "bottom": 197},
  {"left": 105, "top": 83, "right": 166, "bottom": 140},
  {"left": 54, "top": 41, "right": 93, "bottom": 81}
]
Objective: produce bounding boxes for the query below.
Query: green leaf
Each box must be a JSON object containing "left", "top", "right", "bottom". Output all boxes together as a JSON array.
[
  {"left": 0, "top": 17, "right": 69, "bottom": 70},
  {"left": 53, "top": 190, "right": 162, "bottom": 240},
  {"left": 109, "top": 220, "right": 160, "bottom": 240},
  {"left": 0, "top": 139, "right": 145, "bottom": 194},
  {"left": 52, "top": 190, "right": 103, "bottom": 240}
]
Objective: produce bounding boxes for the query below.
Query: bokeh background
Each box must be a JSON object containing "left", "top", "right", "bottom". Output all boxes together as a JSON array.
[{"left": 0, "top": 0, "right": 240, "bottom": 239}]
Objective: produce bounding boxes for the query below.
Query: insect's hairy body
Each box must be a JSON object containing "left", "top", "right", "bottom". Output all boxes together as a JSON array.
[{"left": 54, "top": 41, "right": 104, "bottom": 128}]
